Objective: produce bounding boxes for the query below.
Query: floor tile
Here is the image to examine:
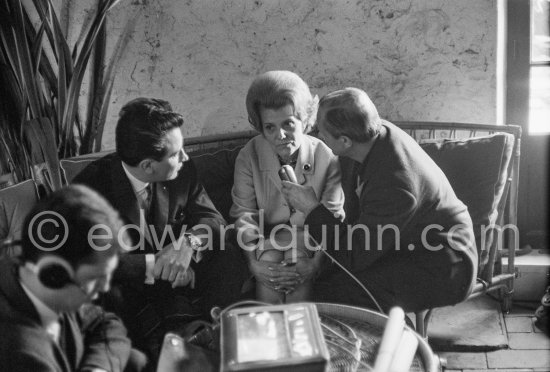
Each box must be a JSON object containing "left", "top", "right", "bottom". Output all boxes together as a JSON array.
[
  {"left": 506, "top": 317, "right": 535, "bottom": 332},
  {"left": 509, "top": 332, "right": 550, "bottom": 349},
  {"left": 428, "top": 296, "right": 508, "bottom": 351},
  {"left": 438, "top": 352, "right": 487, "bottom": 369},
  {"left": 506, "top": 305, "right": 539, "bottom": 317},
  {"left": 464, "top": 369, "right": 534, "bottom": 372},
  {"left": 486, "top": 349, "right": 550, "bottom": 369}
]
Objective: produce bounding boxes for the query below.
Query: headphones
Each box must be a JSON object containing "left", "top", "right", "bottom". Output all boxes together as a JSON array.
[
  {"left": 0, "top": 239, "right": 84, "bottom": 292},
  {"left": 25, "top": 255, "right": 78, "bottom": 290}
]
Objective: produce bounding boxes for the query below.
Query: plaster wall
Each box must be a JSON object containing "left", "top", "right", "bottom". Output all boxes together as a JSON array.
[{"left": 67, "top": 0, "right": 497, "bottom": 150}]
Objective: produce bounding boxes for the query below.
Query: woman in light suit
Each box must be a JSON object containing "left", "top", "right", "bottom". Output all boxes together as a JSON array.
[{"left": 230, "top": 71, "right": 345, "bottom": 303}]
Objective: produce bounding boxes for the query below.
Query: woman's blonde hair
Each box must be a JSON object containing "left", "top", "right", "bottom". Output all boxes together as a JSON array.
[{"left": 246, "top": 70, "right": 318, "bottom": 133}]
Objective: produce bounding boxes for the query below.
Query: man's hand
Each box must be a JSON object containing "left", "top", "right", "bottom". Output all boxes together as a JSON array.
[
  {"left": 248, "top": 259, "right": 301, "bottom": 293},
  {"left": 171, "top": 266, "right": 195, "bottom": 288},
  {"left": 154, "top": 237, "right": 194, "bottom": 283},
  {"left": 281, "top": 181, "right": 320, "bottom": 216}
]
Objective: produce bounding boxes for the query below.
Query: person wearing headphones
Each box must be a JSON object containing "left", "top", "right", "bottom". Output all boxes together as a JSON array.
[{"left": 0, "top": 185, "right": 147, "bottom": 371}]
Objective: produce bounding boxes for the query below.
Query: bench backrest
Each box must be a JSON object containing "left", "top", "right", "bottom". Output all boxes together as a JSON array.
[{"left": 61, "top": 122, "right": 521, "bottom": 278}]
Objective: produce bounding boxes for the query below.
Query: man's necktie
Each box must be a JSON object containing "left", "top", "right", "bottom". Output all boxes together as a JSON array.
[
  {"left": 138, "top": 184, "right": 153, "bottom": 215},
  {"left": 137, "top": 184, "right": 156, "bottom": 247},
  {"left": 57, "top": 315, "right": 65, "bottom": 350},
  {"left": 353, "top": 161, "right": 364, "bottom": 199}
]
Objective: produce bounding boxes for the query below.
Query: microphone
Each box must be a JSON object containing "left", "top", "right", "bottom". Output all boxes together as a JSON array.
[{"left": 278, "top": 165, "right": 298, "bottom": 183}]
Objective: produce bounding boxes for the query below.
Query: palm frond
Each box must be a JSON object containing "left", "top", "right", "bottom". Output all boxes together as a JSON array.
[
  {"left": 0, "top": 0, "right": 129, "bottom": 190},
  {"left": 93, "top": 18, "right": 137, "bottom": 152}
]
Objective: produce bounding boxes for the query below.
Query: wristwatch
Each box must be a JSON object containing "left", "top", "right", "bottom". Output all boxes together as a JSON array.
[{"left": 184, "top": 233, "right": 206, "bottom": 251}]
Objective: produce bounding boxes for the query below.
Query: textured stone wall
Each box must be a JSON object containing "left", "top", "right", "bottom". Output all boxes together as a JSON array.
[{"left": 68, "top": 0, "right": 497, "bottom": 150}]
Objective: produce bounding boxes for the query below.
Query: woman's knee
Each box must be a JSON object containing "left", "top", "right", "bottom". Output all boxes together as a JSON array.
[{"left": 256, "top": 248, "right": 283, "bottom": 262}]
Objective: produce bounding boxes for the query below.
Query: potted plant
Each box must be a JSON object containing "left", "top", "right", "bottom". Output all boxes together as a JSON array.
[{"left": 0, "top": 0, "right": 136, "bottom": 192}]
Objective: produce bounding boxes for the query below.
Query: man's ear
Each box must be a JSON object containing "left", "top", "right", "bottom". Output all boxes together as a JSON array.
[
  {"left": 139, "top": 158, "right": 155, "bottom": 174},
  {"left": 340, "top": 135, "right": 353, "bottom": 149}
]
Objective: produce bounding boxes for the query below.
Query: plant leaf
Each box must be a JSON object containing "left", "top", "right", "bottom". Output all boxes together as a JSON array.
[
  {"left": 92, "top": 11, "right": 139, "bottom": 152},
  {"left": 8, "top": 0, "right": 43, "bottom": 118},
  {"left": 60, "top": 1, "right": 111, "bottom": 154},
  {"left": 31, "top": 21, "right": 45, "bottom": 77},
  {"left": 23, "top": 117, "right": 63, "bottom": 190},
  {"left": 0, "top": 3, "right": 25, "bottom": 99},
  {"left": 82, "top": 11, "right": 106, "bottom": 154}
]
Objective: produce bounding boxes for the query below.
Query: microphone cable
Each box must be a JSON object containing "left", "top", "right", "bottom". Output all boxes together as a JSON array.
[
  {"left": 309, "top": 234, "right": 385, "bottom": 314},
  {"left": 278, "top": 166, "right": 384, "bottom": 314}
]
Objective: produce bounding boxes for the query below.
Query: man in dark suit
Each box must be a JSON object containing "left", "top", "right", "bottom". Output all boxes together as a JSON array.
[
  {"left": 0, "top": 185, "right": 146, "bottom": 372},
  {"left": 73, "top": 98, "right": 240, "bottom": 358},
  {"left": 281, "top": 87, "right": 478, "bottom": 313}
]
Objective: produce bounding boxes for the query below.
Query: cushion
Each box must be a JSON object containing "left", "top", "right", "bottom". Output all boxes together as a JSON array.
[
  {"left": 191, "top": 146, "right": 243, "bottom": 221},
  {"left": 420, "top": 133, "right": 514, "bottom": 272},
  {"left": 60, "top": 151, "right": 111, "bottom": 184},
  {"left": 0, "top": 179, "right": 38, "bottom": 257},
  {"left": 61, "top": 158, "right": 100, "bottom": 184}
]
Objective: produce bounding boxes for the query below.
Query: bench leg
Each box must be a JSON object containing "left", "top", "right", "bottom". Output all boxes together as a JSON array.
[{"left": 501, "top": 285, "right": 514, "bottom": 313}]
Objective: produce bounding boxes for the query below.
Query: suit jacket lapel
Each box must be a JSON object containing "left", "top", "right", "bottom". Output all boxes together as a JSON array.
[
  {"left": 110, "top": 160, "right": 141, "bottom": 227},
  {"left": 0, "top": 260, "right": 41, "bottom": 324},
  {"left": 57, "top": 313, "right": 80, "bottom": 372},
  {"left": 151, "top": 182, "right": 169, "bottom": 239},
  {"left": 256, "top": 137, "right": 284, "bottom": 191}
]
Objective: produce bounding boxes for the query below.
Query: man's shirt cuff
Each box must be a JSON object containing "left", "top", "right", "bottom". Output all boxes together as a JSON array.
[{"left": 144, "top": 254, "right": 155, "bottom": 284}]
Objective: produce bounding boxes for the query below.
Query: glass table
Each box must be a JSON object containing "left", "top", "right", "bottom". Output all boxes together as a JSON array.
[{"left": 157, "top": 302, "right": 441, "bottom": 372}]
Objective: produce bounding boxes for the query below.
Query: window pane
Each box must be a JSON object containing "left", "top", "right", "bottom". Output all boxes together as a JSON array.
[
  {"left": 531, "top": 0, "right": 550, "bottom": 63},
  {"left": 530, "top": 0, "right": 550, "bottom": 133},
  {"left": 529, "top": 65, "right": 550, "bottom": 133}
]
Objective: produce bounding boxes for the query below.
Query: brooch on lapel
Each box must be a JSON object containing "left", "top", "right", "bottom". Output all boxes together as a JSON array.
[{"left": 298, "top": 163, "right": 312, "bottom": 185}]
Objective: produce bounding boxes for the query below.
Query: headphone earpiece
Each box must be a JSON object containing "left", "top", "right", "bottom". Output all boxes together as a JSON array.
[{"left": 26, "top": 256, "right": 75, "bottom": 290}]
